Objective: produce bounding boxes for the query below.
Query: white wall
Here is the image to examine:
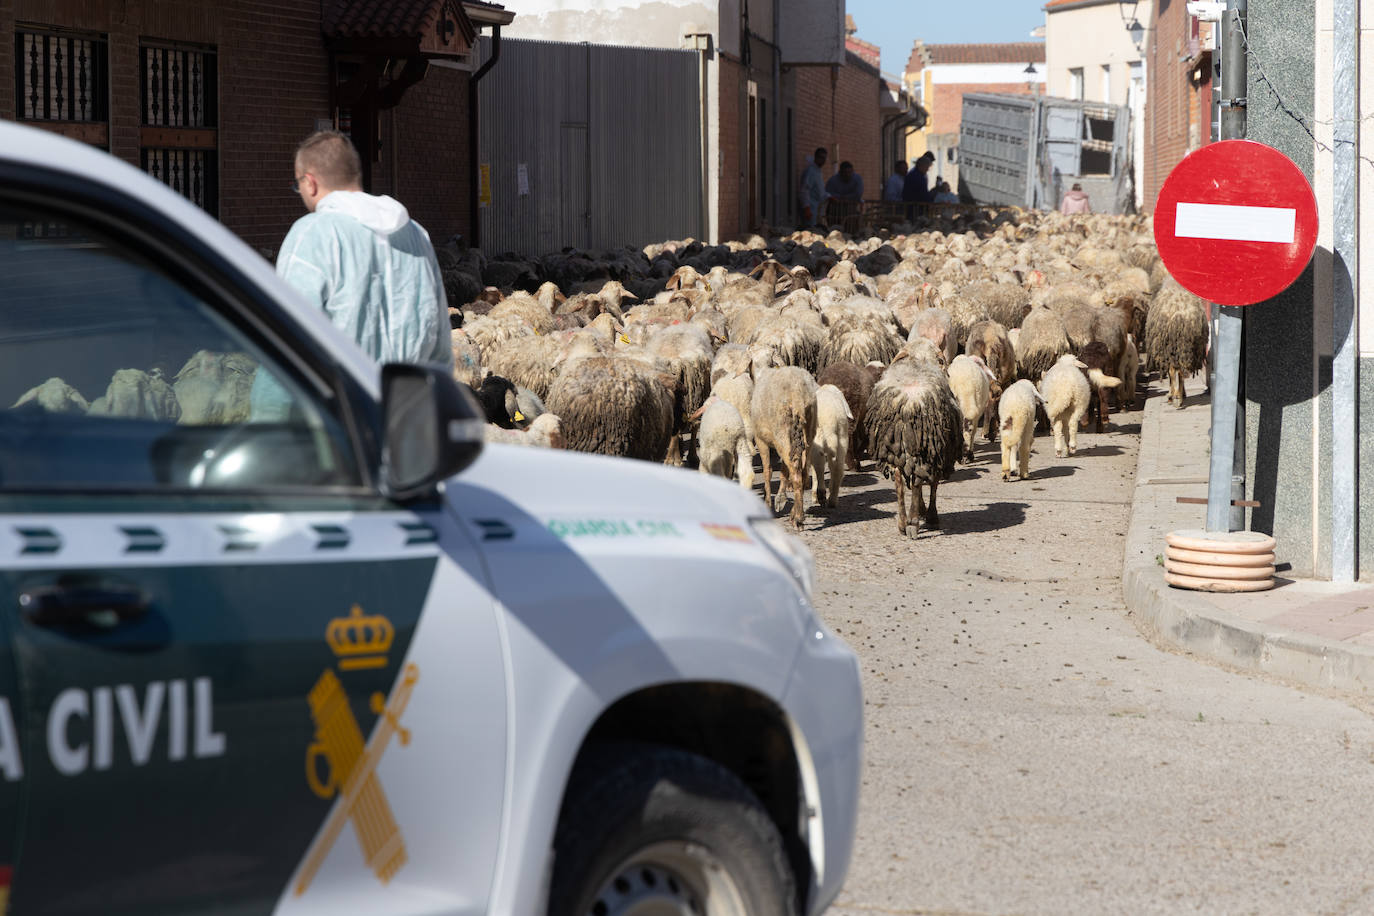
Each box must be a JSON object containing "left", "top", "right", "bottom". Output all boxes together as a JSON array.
[
  {"left": 1044, "top": 0, "right": 1152, "bottom": 106},
  {"left": 929, "top": 62, "right": 1046, "bottom": 85},
  {"left": 505, "top": 0, "right": 721, "bottom": 48}
]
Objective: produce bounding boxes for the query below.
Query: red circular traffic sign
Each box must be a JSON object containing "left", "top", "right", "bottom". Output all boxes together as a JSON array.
[{"left": 1153, "top": 140, "right": 1318, "bottom": 306}]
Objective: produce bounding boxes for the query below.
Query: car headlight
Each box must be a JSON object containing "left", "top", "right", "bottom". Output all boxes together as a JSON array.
[{"left": 749, "top": 517, "right": 816, "bottom": 602}]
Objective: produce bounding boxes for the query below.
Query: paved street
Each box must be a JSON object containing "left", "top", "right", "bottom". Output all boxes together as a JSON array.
[{"left": 800, "top": 381, "right": 1374, "bottom": 915}]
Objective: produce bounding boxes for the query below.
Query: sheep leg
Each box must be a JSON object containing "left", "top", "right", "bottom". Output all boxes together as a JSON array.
[
  {"left": 1067, "top": 409, "right": 1081, "bottom": 455},
  {"left": 665, "top": 433, "right": 684, "bottom": 467},
  {"left": 808, "top": 444, "right": 826, "bottom": 506},
  {"left": 1018, "top": 429, "right": 1032, "bottom": 480},
  {"left": 984, "top": 394, "right": 1000, "bottom": 442},
  {"left": 962, "top": 417, "right": 974, "bottom": 462},
  {"left": 789, "top": 454, "right": 806, "bottom": 529},
  {"left": 894, "top": 474, "right": 913, "bottom": 537},
  {"left": 921, "top": 480, "right": 940, "bottom": 529},
  {"left": 1051, "top": 414, "right": 1067, "bottom": 458},
  {"left": 1176, "top": 368, "right": 1187, "bottom": 408},
  {"left": 736, "top": 441, "right": 755, "bottom": 490},
  {"left": 1095, "top": 387, "right": 1108, "bottom": 433},
  {"left": 828, "top": 449, "right": 843, "bottom": 508},
  {"left": 846, "top": 427, "right": 860, "bottom": 470},
  {"left": 1001, "top": 421, "right": 1015, "bottom": 480},
  {"left": 757, "top": 437, "right": 774, "bottom": 510}
]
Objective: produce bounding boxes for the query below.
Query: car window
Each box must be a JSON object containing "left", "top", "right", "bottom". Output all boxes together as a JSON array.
[{"left": 0, "top": 202, "right": 361, "bottom": 491}]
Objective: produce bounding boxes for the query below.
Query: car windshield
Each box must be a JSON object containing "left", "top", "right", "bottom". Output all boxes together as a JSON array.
[{"left": 0, "top": 207, "right": 360, "bottom": 491}]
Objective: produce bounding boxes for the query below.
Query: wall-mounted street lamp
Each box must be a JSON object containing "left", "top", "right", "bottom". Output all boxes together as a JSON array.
[{"left": 1118, "top": 0, "right": 1145, "bottom": 47}]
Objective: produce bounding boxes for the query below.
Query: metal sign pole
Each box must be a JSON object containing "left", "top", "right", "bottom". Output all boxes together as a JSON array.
[{"left": 1206, "top": 0, "right": 1248, "bottom": 533}]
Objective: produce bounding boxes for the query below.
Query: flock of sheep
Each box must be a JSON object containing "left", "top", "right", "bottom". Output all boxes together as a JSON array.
[
  {"left": 446, "top": 206, "right": 1211, "bottom": 537},
  {"left": 6, "top": 206, "right": 1209, "bottom": 540}
]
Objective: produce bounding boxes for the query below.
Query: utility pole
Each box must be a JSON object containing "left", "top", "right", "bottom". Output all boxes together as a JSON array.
[
  {"left": 1205, "top": 0, "right": 1248, "bottom": 533},
  {"left": 1333, "top": 0, "right": 1359, "bottom": 578}
]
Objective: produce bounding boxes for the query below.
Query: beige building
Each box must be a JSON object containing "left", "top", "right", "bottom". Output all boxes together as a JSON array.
[{"left": 1043, "top": 0, "right": 1152, "bottom": 206}]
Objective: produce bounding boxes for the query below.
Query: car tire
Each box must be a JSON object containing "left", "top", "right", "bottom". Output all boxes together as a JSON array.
[{"left": 548, "top": 743, "right": 797, "bottom": 916}]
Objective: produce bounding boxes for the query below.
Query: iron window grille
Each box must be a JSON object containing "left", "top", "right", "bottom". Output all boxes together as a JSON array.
[{"left": 139, "top": 41, "right": 218, "bottom": 217}]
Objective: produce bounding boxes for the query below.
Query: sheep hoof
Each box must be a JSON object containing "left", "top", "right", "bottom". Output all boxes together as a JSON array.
[
  {"left": 1055, "top": 448, "right": 1065, "bottom": 458},
  {"left": 1001, "top": 471, "right": 1011, "bottom": 481},
  {"left": 903, "top": 523, "right": 920, "bottom": 539}
]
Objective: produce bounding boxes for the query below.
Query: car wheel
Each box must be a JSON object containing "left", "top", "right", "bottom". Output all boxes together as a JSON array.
[{"left": 549, "top": 743, "right": 796, "bottom": 916}]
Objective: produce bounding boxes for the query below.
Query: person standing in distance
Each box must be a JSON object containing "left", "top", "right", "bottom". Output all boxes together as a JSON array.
[
  {"left": 798, "top": 146, "right": 829, "bottom": 228},
  {"left": 883, "top": 160, "right": 908, "bottom": 202},
  {"left": 252, "top": 130, "right": 451, "bottom": 419}
]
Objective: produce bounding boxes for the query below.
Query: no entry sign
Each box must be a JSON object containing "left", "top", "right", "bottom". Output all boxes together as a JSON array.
[{"left": 1153, "top": 140, "right": 1318, "bottom": 306}]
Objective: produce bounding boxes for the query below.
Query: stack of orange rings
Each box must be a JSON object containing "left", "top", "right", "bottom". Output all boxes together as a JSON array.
[{"left": 1163, "top": 529, "right": 1277, "bottom": 592}]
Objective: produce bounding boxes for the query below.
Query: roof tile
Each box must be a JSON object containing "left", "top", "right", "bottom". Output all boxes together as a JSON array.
[
  {"left": 324, "top": 0, "right": 446, "bottom": 39},
  {"left": 906, "top": 40, "right": 1046, "bottom": 73}
]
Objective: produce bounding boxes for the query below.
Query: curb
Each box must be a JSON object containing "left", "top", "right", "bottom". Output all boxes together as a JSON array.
[
  {"left": 1121, "top": 388, "right": 1374, "bottom": 696},
  {"left": 1122, "top": 560, "right": 1374, "bottom": 694}
]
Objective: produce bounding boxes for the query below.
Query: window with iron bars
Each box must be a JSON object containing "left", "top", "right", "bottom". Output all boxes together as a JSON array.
[
  {"left": 140, "top": 40, "right": 218, "bottom": 218},
  {"left": 14, "top": 25, "right": 110, "bottom": 147}
]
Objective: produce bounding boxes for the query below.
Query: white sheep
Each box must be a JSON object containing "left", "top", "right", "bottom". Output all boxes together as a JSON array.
[
  {"left": 808, "top": 384, "right": 853, "bottom": 508},
  {"left": 1039, "top": 354, "right": 1092, "bottom": 457},
  {"left": 712, "top": 372, "right": 756, "bottom": 445},
  {"left": 946, "top": 354, "right": 999, "bottom": 461},
  {"left": 696, "top": 397, "right": 755, "bottom": 490},
  {"left": 997, "top": 379, "right": 1043, "bottom": 481},
  {"left": 483, "top": 413, "right": 565, "bottom": 449}
]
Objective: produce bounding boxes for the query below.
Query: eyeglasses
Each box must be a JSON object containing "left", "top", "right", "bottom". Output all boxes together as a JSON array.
[{"left": 292, "top": 173, "right": 309, "bottom": 193}]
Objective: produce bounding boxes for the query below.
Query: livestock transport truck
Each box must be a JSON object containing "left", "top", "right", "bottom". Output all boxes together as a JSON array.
[{"left": 957, "top": 92, "right": 1135, "bottom": 215}]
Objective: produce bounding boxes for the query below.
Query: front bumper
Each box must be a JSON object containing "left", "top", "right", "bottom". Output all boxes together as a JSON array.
[{"left": 782, "top": 622, "right": 863, "bottom": 915}]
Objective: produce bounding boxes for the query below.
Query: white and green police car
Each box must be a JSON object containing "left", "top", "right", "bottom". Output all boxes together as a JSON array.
[{"left": 0, "top": 121, "right": 862, "bottom": 915}]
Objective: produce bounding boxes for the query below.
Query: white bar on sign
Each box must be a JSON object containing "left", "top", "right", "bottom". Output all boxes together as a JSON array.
[{"left": 1174, "top": 202, "right": 1297, "bottom": 244}]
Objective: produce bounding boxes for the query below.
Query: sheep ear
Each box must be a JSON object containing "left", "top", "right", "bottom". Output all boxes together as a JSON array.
[{"left": 1074, "top": 359, "right": 1089, "bottom": 370}]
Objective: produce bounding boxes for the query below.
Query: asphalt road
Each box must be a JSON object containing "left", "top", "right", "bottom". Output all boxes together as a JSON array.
[{"left": 799, "top": 382, "right": 1374, "bottom": 916}]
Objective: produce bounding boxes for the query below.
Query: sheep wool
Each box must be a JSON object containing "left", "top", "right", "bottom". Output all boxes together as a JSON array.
[
  {"left": 1145, "top": 280, "right": 1208, "bottom": 408},
  {"left": 545, "top": 357, "right": 675, "bottom": 462},
  {"left": 997, "top": 378, "right": 1041, "bottom": 481},
  {"left": 863, "top": 356, "right": 962, "bottom": 538},
  {"left": 751, "top": 366, "right": 819, "bottom": 529},
  {"left": 696, "top": 397, "right": 754, "bottom": 490},
  {"left": 1039, "top": 354, "right": 1092, "bottom": 457},
  {"left": 809, "top": 384, "right": 853, "bottom": 508},
  {"left": 947, "top": 354, "right": 995, "bottom": 462}
]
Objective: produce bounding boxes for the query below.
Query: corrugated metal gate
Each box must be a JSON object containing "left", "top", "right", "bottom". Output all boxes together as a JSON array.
[
  {"left": 959, "top": 93, "right": 1135, "bottom": 215},
  {"left": 476, "top": 37, "right": 704, "bottom": 255}
]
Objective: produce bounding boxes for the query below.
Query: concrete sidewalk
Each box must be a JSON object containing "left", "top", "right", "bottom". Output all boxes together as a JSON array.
[{"left": 1123, "top": 380, "right": 1374, "bottom": 696}]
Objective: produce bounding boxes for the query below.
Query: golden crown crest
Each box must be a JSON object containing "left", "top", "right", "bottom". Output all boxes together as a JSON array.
[{"left": 327, "top": 605, "right": 394, "bottom": 660}]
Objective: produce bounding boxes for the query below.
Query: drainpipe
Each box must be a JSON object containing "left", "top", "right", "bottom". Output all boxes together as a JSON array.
[
  {"left": 695, "top": 36, "right": 711, "bottom": 241},
  {"left": 468, "top": 25, "right": 501, "bottom": 249}
]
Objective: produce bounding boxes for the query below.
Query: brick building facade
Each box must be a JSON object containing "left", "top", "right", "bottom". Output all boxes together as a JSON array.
[
  {"left": 1142, "top": 0, "right": 1213, "bottom": 209},
  {"left": 1, "top": 0, "right": 505, "bottom": 254},
  {"left": 792, "top": 51, "right": 883, "bottom": 213},
  {"left": 903, "top": 41, "right": 1045, "bottom": 192}
]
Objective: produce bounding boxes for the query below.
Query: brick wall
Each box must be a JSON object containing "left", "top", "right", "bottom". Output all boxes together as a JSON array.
[
  {"left": 928, "top": 81, "right": 1034, "bottom": 137},
  {"left": 1, "top": 2, "right": 472, "bottom": 252},
  {"left": 792, "top": 51, "right": 882, "bottom": 207},
  {"left": 1144, "top": 2, "right": 1212, "bottom": 209},
  {"left": 389, "top": 65, "right": 470, "bottom": 244}
]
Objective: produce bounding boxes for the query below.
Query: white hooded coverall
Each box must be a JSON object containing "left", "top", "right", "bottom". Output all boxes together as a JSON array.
[{"left": 251, "top": 191, "right": 451, "bottom": 420}]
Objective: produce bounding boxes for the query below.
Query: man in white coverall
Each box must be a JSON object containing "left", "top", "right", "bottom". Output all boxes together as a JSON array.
[{"left": 251, "top": 131, "right": 451, "bottom": 419}]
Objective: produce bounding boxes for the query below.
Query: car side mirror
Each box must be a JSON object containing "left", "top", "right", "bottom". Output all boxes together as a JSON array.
[{"left": 380, "top": 363, "right": 485, "bottom": 501}]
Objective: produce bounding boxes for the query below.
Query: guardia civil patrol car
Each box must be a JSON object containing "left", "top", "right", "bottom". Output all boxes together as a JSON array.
[{"left": 0, "top": 121, "right": 862, "bottom": 915}]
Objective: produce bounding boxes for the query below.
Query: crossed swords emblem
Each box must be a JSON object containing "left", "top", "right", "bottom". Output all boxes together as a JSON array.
[{"left": 296, "top": 615, "right": 419, "bottom": 897}]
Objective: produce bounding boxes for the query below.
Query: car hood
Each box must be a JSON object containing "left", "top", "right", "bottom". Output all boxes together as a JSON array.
[{"left": 449, "top": 443, "right": 769, "bottom": 527}]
